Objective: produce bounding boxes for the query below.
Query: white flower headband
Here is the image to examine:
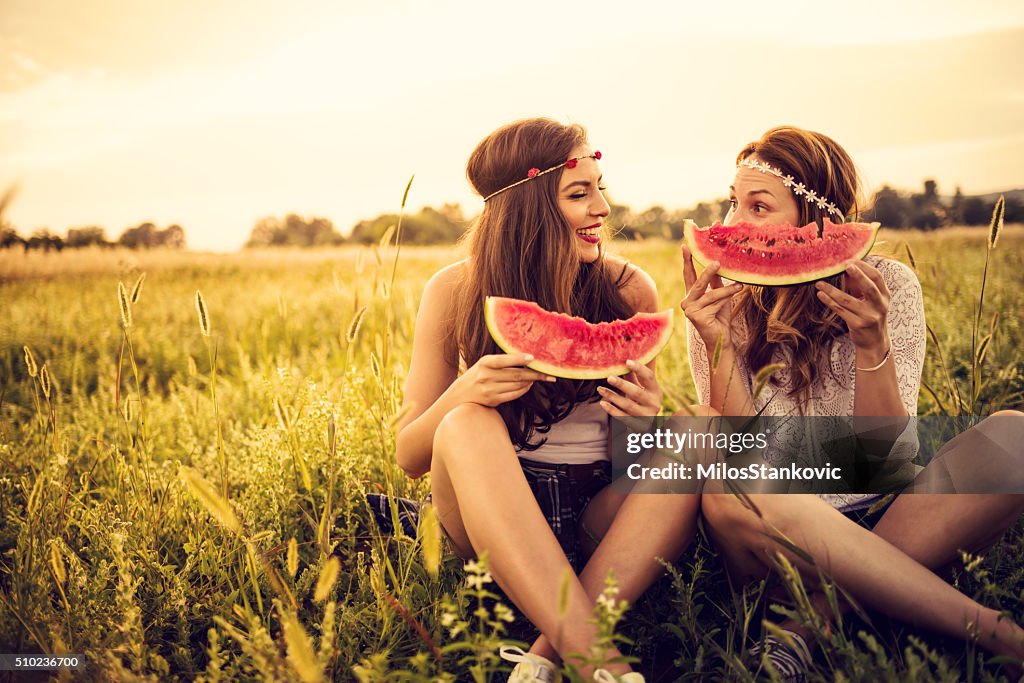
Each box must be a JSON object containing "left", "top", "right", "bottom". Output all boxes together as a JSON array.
[{"left": 738, "top": 157, "right": 845, "bottom": 221}]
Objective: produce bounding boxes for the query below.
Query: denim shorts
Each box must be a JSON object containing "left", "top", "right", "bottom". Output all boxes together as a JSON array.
[{"left": 518, "top": 457, "right": 612, "bottom": 572}]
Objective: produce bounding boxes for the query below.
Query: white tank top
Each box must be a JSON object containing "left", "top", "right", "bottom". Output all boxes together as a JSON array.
[{"left": 515, "top": 400, "right": 609, "bottom": 465}]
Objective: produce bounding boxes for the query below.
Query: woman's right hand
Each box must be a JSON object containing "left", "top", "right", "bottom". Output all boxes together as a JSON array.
[
  {"left": 454, "top": 353, "right": 556, "bottom": 407},
  {"left": 681, "top": 244, "right": 743, "bottom": 349}
]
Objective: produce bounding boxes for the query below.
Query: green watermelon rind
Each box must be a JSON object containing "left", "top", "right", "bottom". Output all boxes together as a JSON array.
[
  {"left": 484, "top": 296, "right": 674, "bottom": 380},
  {"left": 683, "top": 218, "right": 880, "bottom": 286}
]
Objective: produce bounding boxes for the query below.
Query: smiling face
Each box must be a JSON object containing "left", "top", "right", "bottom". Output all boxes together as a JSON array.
[
  {"left": 725, "top": 155, "right": 801, "bottom": 228},
  {"left": 557, "top": 143, "right": 609, "bottom": 264}
]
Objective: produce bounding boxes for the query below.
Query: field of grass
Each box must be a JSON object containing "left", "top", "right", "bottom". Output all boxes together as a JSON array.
[{"left": 1, "top": 226, "right": 1022, "bottom": 681}]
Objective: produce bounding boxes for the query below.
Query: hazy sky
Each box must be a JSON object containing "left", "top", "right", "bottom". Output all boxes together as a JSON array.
[{"left": 2, "top": 0, "right": 1023, "bottom": 251}]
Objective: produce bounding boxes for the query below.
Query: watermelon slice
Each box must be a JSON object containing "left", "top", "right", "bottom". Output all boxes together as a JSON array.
[
  {"left": 683, "top": 218, "right": 880, "bottom": 286},
  {"left": 484, "top": 296, "right": 674, "bottom": 379}
]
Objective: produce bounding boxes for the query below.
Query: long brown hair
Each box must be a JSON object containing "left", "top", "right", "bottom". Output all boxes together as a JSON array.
[
  {"left": 449, "top": 118, "right": 634, "bottom": 450},
  {"left": 733, "top": 126, "right": 863, "bottom": 406}
]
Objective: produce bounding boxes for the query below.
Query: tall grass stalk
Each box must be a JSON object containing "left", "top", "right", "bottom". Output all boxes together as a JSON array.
[
  {"left": 196, "top": 289, "right": 227, "bottom": 497},
  {"left": 970, "top": 195, "right": 1004, "bottom": 414}
]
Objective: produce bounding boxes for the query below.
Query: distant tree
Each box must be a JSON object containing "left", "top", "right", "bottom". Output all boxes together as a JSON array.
[
  {"left": 618, "top": 198, "right": 730, "bottom": 240},
  {"left": 690, "top": 202, "right": 719, "bottom": 228},
  {"left": 247, "top": 217, "right": 287, "bottom": 247},
  {"left": 717, "top": 198, "right": 733, "bottom": 222},
  {"left": 161, "top": 224, "right": 186, "bottom": 249},
  {"left": 1003, "top": 196, "right": 1024, "bottom": 224},
  {"left": 0, "top": 224, "right": 23, "bottom": 249},
  {"left": 349, "top": 206, "right": 465, "bottom": 245},
  {"left": 246, "top": 214, "right": 342, "bottom": 247},
  {"left": 961, "top": 197, "right": 990, "bottom": 225},
  {"left": 437, "top": 203, "right": 465, "bottom": 226},
  {"left": 26, "top": 229, "right": 64, "bottom": 252},
  {"left": 65, "top": 226, "right": 109, "bottom": 248},
  {"left": 119, "top": 222, "right": 159, "bottom": 248},
  {"left": 909, "top": 179, "right": 946, "bottom": 230},
  {"left": 607, "top": 199, "right": 632, "bottom": 237},
  {"left": 628, "top": 205, "right": 668, "bottom": 240},
  {"left": 118, "top": 222, "right": 187, "bottom": 248},
  {"left": 948, "top": 186, "right": 965, "bottom": 225},
  {"left": 866, "top": 185, "right": 909, "bottom": 229}
]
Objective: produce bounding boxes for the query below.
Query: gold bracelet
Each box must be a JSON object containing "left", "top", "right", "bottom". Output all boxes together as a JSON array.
[{"left": 855, "top": 345, "right": 891, "bottom": 372}]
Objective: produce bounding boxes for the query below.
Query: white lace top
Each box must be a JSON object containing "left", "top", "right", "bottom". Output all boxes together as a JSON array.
[{"left": 686, "top": 256, "right": 927, "bottom": 511}]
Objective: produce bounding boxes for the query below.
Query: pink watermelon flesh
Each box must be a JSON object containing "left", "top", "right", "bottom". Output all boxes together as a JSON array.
[
  {"left": 683, "top": 218, "right": 879, "bottom": 286},
  {"left": 484, "top": 297, "right": 674, "bottom": 379}
]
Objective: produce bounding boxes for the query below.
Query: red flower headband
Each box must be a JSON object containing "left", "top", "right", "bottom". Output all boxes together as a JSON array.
[{"left": 483, "top": 151, "right": 602, "bottom": 202}]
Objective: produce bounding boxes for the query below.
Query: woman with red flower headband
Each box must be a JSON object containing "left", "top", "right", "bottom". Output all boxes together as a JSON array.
[
  {"left": 393, "top": 118, "right": 698, "bottom": 682},
  {"left": 682, "top": 125, "right": 1024, "bottom": 680}
]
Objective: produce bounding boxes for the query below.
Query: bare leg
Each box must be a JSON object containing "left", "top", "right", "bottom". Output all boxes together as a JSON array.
[
  {"left": 701, "top": 493, "right": 1024, "bottom": 665},
  {"left": 527, "top": 487, "right": 702, "bottom": 662},
  {"left": 430, "top": 403, "right": 632, "bottom": 676},
  {"left": 904, "top": 411, "right": 1024, "bottom": 496},
  {"left": 778, "top": 412, "right": 1024, "bottom": 650}
]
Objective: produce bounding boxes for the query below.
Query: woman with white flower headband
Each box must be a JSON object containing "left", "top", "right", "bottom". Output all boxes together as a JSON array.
[
  {"left": 394, "top": 117, "right": 699, "bottom": 682},
  {"left": 682, "top": 125, "right": 1024, "bottom": 680}
]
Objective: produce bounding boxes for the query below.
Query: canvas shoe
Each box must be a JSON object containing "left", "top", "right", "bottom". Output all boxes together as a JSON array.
[{"left": 500, "top": 645, "right": 559, "bottom": 683}]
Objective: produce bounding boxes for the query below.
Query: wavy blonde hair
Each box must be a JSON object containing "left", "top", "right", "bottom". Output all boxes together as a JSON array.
[{"left": 733, "top": 126, "right": 863, "bottom": 406}]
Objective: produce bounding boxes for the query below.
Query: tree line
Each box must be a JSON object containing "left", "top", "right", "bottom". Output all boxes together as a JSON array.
[
  {"left": 0, "top": 222, "right": 186, "bottom": 251},
  {"left": 864, "top": 182, "right": 1023, "bottom": 229},
  {"left": 244, "top": 204, "right": 467, "bottom": 247},
  {"left": 244, "top": 181, "right": 1021, "bottom": 247},
  {"left": 2, "top": 181, "right": 1017, "bottom": 251}
]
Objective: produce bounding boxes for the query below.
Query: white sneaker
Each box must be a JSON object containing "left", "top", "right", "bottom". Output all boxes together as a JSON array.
[
  {"left": 500, "top": 645, "right": 559, "bottom": 683},
  {"left": 593, "top": 669, "right": 645, "bottom": 683}
]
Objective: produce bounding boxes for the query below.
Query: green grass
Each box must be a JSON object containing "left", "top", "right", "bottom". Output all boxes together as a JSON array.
[{"left": 0, "top": 227, "right": 1022, "bottom": 681}]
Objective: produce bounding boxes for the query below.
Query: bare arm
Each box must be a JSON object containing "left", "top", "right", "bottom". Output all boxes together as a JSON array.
[
  {"left": 394, "top": 263, "right": 553, "bottom": 478},
  {"left": 394, "top": 265, "right": 464, "bottom": 478},
  {"left": 680, "top": 245, "right": 753, "bottom": 417},
  {"left": 816, "top": 260, "right": 921, "bottom": 437},
  {"left": 598, "top": 261, "right": 665, "bottom": 417}
]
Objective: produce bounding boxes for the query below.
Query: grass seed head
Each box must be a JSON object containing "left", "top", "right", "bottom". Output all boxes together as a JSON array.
[
  {"left": 130, "top": 273, "right": 146, "bottom": 304},
  {"left": 314, "top": 556, "right": 340, "bottom": 602},
  {"left": 39, "top": 364, "right": 51, "bottom": 399},
  {"left": 287, "top": 537, "right": 298, "bottom": 578},
  {"left": 118, "top": 281, "right": 132, "bottom": 328},
  {"left": 346, "top": 305, "right": 367, "bottom": 344},
  {"left": 49, "top": 543, "right": 66, "bottom": 585},
  {"left": 195, "top": 290, "right": 211, "bottom": 336},
  {"left": 989, "top": 195, "right": 1005, "bottom": 249},
  {"left": 418, "top": 504, "right": 441, "bottom": 579},
  {"left": 180, "top": 467, "right": 240, "bottom": 534},
  {"left": 282, "top": 611, "right": 325, "bottom": 682},
  {"left": 23, "top": 345, "right": 37, "bottom": 377}
]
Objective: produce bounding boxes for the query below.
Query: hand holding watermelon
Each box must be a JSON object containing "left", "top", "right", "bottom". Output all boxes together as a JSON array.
[
  {"left": 680, "top": 243, "right": 743, "bottom": 349},
  {"left": 596, "top": 359, "right": 663, "bottom": 417},
  {"left": 814, "top": 260, "right": 892, "bottom": 354},
  {"left": 454, "top": 353, "right": 557, "bottom": 408}
]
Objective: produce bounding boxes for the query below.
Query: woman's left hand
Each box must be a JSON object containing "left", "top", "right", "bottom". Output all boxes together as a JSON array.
[
  {"left": 597, "top": 360, "right": 663, "bottom": 417},
  {"left": 814, "top": 260, "right": 891, "bottom": 351}
]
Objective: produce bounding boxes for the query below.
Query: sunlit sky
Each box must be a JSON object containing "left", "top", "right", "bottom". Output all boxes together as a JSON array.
[{"left": 2, "top": 0, "right": 1023, "bottom": 251}]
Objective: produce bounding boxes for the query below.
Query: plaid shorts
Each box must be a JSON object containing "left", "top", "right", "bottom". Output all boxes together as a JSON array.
[{"left": 518, "top": 456, "right": 612, "bottom": 572}]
